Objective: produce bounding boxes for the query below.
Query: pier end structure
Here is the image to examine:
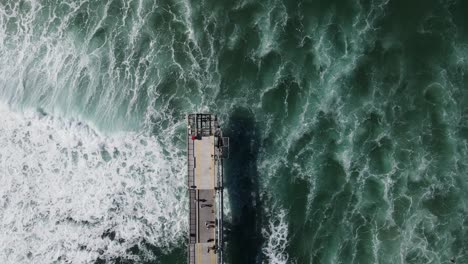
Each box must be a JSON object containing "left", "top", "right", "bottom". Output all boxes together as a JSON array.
[{"left": 187, "top": 114, "right": 229, "bottom": 264}]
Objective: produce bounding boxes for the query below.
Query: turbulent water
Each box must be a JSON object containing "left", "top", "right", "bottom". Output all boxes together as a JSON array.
[{"left": 0, "top": 0, "right": 467, "bottom": 263}]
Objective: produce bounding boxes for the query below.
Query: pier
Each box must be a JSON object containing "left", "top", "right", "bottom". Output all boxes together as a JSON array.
[{"left": 187, "top": 114, "right": 228, "bottom": 264}]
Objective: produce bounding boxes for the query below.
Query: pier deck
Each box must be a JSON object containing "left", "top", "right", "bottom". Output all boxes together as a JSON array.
[{"left": 187, "top": 114, "right": 228, "bottom": 264}]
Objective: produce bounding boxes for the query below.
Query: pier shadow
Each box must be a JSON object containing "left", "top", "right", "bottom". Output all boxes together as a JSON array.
[{"left": 224, "top": 107, "right": 263, "bottom": 264}]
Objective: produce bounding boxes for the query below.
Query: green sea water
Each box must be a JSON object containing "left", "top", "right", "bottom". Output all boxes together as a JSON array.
[{"left": 0, "top": 0, "right": 467, "bottom": 263}]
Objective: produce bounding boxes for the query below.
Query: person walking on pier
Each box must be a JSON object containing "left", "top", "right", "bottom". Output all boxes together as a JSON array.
[{"left": 207, "top": 245, "right": 217, "bottom": 253}]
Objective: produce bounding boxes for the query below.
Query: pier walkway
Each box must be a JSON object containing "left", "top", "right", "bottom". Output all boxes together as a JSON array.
[{"left": 187, "top": 114, "right": 228, "bottom": 264}]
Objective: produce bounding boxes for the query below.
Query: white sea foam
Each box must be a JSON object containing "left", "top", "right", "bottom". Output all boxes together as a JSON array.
[
  {"left": 0, "top": 104, "right": 186, "bottom": 263},
  {"left": 262, "top": 209, "right": 291, "bottom": 264}
]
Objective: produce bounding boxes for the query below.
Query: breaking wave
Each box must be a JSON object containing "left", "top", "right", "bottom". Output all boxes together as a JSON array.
[{"left": 0, "top": 104, "right": 186, "bottom": 263}]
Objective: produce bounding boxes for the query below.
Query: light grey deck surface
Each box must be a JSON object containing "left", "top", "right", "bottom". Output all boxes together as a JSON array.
[
  {"left": 194, "top": 243, "right": 217, "bottom": 264},
  {"left": 195, "top": 136, "right": 215, "bottom": 189},
  {"left": 197, "top": 189, "right": 216, "bottom": 243},
  {"left": 189, "top": 135, "right": 218, "bottom": 264}
]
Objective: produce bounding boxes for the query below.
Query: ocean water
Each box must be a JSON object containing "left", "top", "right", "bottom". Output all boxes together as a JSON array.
[{"left": 0, "top": 0, "right": 467, "bottom": 263}]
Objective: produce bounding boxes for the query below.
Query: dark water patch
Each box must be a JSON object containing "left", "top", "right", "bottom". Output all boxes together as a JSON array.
[
  {"left": 317, "top": 158, "right": 347, "bottom": 194},
  {"left": 337, "top": 238, "right": 354, "bottom": 263},
  {"left": 349, "top": 55, "right": 373, "bottom": 99},
  {"left": 279, "top": 177, "right": 313, "bottom": 263},
  {"left": 151, "top": 246, "right": 186, "bottom": 264},
  {"left": 346, "top": 39, "right": 404, "bottom": 107},
  {"left": 227, "top": 2, "right": 262, "bottom": 29},
  {"left": 282, "top": 111, "right": 343, "bottom": 187},
  {"left": 423, "top": 186, "right": 460, "bottom": 217},
  {"left": 261, "top": 80, "right": 287, "bottom": 114},
  {"left": 70, "top": 8, "right": 90, "bottom": 37},
  {"left": 101, "top": 229, "right": 116, "bottom": 240},
  {"left": 100, "top": 148, "right": 112, "bottom": 162},
  {"left": 287, "top": 128, "right": 314, "bottom": 161},
  {"left": 393, "top": 194, "right": 412, "bottom": 227},
  {"left": 451, "top": 216, "right": 468, "bottom": 262},
  {"left": 255, "top": 51, "right": 282, "bottom": 92},
  {"left": 379, "top": 0, "right": 455, "bottom": 74},
  {"left": 292, "top": 180, "right": 354, "bottom": 263},
  {"left": 271, "top": 11, "right": 297, "bottom": 54},
  {"left": 284, "top": 79, "right": 303, "bottom": 122},
  {"left": 354, "top": 112, "right": 385, "bottom": 148},
  {"left": 362, "top": 177, "right": 385, "bottom": 207},
  {"left": 314, "top": 111, "right": 341, "bottom": 143},
  {"left": 290, "top": 156, "right": 347, "bottom": 263},
  {"left": 93, "top": 240, "right": 185, "bottom": 264},
  {"left": 380, "top": 46, "right": 405, "bottom": 86},
  {"left": 377, "top": 225, "right": 402, "bottom": 263},
  {"left": 384, "top": 0, "right": 442, "bottom": 35},
  {"left": 293, "top": 0, "right": 358, "bottom": 27},
  {"left": 224, "top": 107, "right": 263, "bottom": 264},
  {"left": 323, "top": 23, "right": 348, "bottom": 57},
  {"left": 368, "top": 137, "right": 394, "bottom": 175},
  {"left": 88, "top": 27, "right": 107, "bottom": 53},
  {"left": 147, "top": 73, "right": 186, "bottom": 132},
  {"left": 218, "top": 46, "right": 260, "bottom": 99},
  {"left": 284, "top": 177, "right": 309, "bottom": 229},
  {"left": 353, "top": 214, "right": 375, "bottom": 263},
  {"left": 447, "top": 1, "right": 468, "bottom": 40},
  {"left": 107, "top": 0, "right": 124, "bottom": 19}
]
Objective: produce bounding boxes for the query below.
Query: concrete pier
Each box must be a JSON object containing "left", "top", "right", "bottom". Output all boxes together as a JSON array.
[{"left": 187, "top": 114, "right": 228, "bottom": 264}]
